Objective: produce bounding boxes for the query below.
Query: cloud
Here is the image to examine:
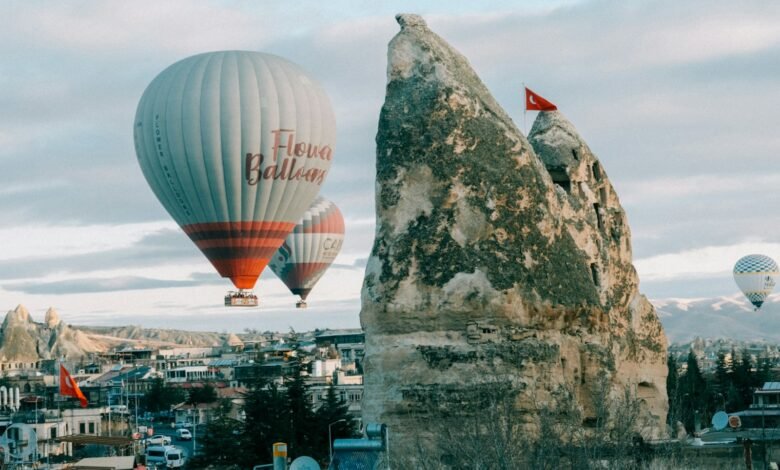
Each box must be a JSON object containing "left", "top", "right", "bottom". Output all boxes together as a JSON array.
[
  {"left": 1, "top": 1, "right": 780, "bottom": 325},
  {"left": 635, "top": 240, "right": 780, "bottom": 282},
  {"left": 4, "top": 275, "right": 221, "bottom": 295}
]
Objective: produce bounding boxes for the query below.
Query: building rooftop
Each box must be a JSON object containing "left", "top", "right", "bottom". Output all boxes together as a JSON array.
[
  {"left": 758, "top": 382, "right": 780, "bottom": 392},
  {"left": 315, "top": 328, "right": 364, "bottom": 338}
]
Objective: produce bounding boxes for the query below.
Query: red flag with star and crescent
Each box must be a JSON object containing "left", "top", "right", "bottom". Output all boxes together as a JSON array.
[
  {"left": 60, "top": 364, "right": 88, "bottom": 408},
  {"left": 525, "top": 87, "right": 558, "bottom": 111}
]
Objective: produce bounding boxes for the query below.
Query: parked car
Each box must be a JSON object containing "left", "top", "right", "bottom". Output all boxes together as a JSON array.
[
  {"left": 175, "top": 429, "right": 192, "bottom": 441},
  {"left": 171, "top": 421, "right": 193, "bottom": 430},
  {"left": 108, "top": 405, "right": 129, "bottom": 415},
  {"left": 146, "top": 434, "right": 172, "bottom": 446}
]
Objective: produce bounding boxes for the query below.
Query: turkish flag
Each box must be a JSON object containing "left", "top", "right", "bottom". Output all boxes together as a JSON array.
[
  {"left": 525, "top": 87, "right": 558, "bottom": 111},
  {"left": 60, "top": 365, "right": 88, "bottom": 408}
]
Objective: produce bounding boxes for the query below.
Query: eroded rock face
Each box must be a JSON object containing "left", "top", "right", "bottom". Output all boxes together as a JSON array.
[{"left": 360, "top": 14, "right": 667, "bottom": 449}]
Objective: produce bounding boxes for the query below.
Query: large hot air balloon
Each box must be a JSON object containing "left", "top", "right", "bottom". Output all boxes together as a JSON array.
[
  {"left": 733, "top": 254, "right": 779, "bottom": 310},
  {"left": 134, "top": 51, "right": 336, "bottom": 306},
  {"left": 269, "top": 197, "right": 344, "bottom": 308}
]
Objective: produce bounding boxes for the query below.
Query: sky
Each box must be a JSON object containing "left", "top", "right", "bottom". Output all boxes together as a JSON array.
[{"left": 1, "top": 0, "right": 779, "bottom": 332}]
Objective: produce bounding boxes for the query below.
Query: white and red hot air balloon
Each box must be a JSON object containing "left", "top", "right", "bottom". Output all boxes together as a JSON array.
[
  {"left": 269, "top": 197, "right": 345, "bottom": 308},
  {"left": 134, "top": 51, "right": 336, "bottom": 306}
]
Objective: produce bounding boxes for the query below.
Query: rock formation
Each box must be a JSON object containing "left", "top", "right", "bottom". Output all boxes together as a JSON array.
[
  {"left": 0, "top": 305, "right": 235, "bottom": 363},
  {"left": 360, "top": 13, "right": 668, "bottom": 451},
  {"left": 0, "top": 305, "right": 103, "bottom": 362},
  {"left": 225, "top": 332, "right": 244, "bottom": 348},
  {"left": 44, "top": 307, "right": 61, "bottom": 329}
]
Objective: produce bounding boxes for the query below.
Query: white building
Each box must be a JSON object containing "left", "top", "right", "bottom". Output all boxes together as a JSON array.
[{"left": 164, "top": 366, "right": 216, "bottom": 383}]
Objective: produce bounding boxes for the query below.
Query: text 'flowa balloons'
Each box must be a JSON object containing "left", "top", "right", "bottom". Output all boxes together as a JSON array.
[
  {"left": 733, "top": 254, "right": 779, "bottom": 310},
  {"left": 134, "top": 51, "right": 336, "bottom": 298},
  {"left": 269, "top": 197, "right": 344, "bottom": 308}
]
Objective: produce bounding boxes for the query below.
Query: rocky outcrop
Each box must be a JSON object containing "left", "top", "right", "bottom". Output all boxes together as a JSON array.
[
  {"left": 0, "top": 306, "right": 234, "bottom": 363},
  {"left": 44, "top": 307, "right": 61, "bottom": 329},
  {"left": 0, "top": 305, "right": 103, "bottom": 362},
  {"left": 360, "top": 13, "right": 667, "bottom": 450},
  {"left": 225, "top": 333, "right": 244, "bottom": 348}
]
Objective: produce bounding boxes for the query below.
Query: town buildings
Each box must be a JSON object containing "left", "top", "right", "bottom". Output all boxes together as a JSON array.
[{"left": 0, "top": 328, "right": 365, "bottom": 466}]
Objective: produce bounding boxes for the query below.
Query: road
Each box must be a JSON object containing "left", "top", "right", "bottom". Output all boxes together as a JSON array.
[{"left": 140, "top": 424, "right": 200, "bottom": 468}]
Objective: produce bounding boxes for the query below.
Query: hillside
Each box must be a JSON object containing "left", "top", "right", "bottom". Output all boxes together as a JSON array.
[
  {"left": 655, "top": 294, "right": 780, "bottom": 343},
  {"left": 0, "top": 305, "right": 239, "bottom": 362}
]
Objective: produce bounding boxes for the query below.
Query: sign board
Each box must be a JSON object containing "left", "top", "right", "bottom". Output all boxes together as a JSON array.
[{"left": 729, "top": 415, "right": 742, "bottom": 429}]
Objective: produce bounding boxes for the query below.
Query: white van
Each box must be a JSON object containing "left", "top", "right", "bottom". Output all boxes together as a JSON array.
[
  {"left": 146, "top": 445, "right": 185, "bottom": 468},
  {"left": 165, "top": 447, "right": 185, "bottom": 468}
]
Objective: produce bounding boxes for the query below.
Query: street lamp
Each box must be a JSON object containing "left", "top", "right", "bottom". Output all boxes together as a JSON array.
[{"left": 328, "top": 419, "right": 346, "bottom": 464}]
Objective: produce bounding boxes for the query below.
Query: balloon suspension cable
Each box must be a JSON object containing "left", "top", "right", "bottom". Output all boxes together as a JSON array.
[{"left": 296, "top": 299, "right": 308, "bottom": 309}]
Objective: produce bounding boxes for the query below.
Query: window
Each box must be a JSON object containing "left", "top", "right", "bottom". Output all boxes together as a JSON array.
[
  {"left": 593, "top": 203, "right": 603, "bottom": 230},
  {"left": 591, "top": 162, "right": 602, "bottom": 181},
  {"left": 590, "top": 264, "right": 600, "bottom": 287},
  {"left": 549, "top": 170, "right": 571, "bottom": 194},
  {"left": 79, "top": 423, "right": 86, "bottom": 434},
  {"left": 50, "top": 427, "right": 57, "bottom": 439},
  {"left": 89, "top": 423, "right": 95, "bottom": 434}
]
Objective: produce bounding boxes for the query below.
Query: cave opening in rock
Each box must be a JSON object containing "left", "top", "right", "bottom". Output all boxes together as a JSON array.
[
  {"left": 549, "top": 169, "right": 571, "bottom": 193},
  {"left": 592, "top": 161, "right": 602, "bottom": 181},
  {"left": 590, "top": 263, "right": 600, "bottom": 287},
  {"left": 593, "top": 203, "right": 603, "bottom": 230}
]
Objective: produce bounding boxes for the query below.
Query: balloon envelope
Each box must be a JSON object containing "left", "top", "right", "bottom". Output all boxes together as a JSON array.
[
  {"left": 733, "top": 254, "right": 779, "bottom": 309},
  {"left": 269, "top": 197, "right": 344, "bottom": 301},
  {"left": 134, "top": 51, "right": 336, "bottom": 289}
]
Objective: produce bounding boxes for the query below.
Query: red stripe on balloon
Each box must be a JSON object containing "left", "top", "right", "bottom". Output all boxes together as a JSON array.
[
  {"left": 194, "top": 238, "right": 287, "bottom": 249},
  {"left": 278, "top": 262, "right": 330, "bottom": 287},
  {"left": 183, "top": 221, "right": 295, "bottom": 234},
  {"left": 183, "top": 221, "right": 295, "bottom": 290},
  {"left": 301, "top": 210, "right": 345, "bottom": 234}
]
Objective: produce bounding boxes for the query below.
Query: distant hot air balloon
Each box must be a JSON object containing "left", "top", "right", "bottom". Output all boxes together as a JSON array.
[
  {"left": 733, "top": 254, "right": 779, "bottom": 310},
  {"left": 269, "top": 197, "right": 345, "bottom": 308},
  {"left": 134, "top": 51, "right": 336, "bottom": 306}
]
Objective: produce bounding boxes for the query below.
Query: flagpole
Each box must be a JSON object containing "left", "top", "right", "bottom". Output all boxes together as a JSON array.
[{"left": 522, "top": 82, "right": 526, "bottom": 135}]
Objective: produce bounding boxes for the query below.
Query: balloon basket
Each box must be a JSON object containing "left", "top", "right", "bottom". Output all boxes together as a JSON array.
[
  {"left": 296, "top": 300, "right": 307, "bottom": 309},
  {"left": 224, "top": 290, "right": 259, "bottom": 307}
]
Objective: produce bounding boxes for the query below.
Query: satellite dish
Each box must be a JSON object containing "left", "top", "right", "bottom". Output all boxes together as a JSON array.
[
  {"left": 728, "top": 415, "right": 742, "bottom": 429},
  {"left": 290, "top": 456, "right": 320, "bottom": 470},
  {"left": 712, "top": 411, "right": 728, "bottom": 430},
  {"left": 0, "top": 424, "right": 37, "bottom": 463}
]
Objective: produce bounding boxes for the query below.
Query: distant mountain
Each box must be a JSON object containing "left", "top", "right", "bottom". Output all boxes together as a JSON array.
[
  {"left": 0, "top": 305, "right": 239, "bottom": 362},
  {"left": 654, "top": 294, "right": 780, "bottom": 343}
]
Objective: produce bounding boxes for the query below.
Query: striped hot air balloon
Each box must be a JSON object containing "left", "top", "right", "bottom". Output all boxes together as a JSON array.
[
  {"left": 134, "top": 51, "right": 336, "bottom": 305},
  {"left": 733, "top": 254, "right": 779, "bottom": 310},
  {"left": 269, "top": 197, "right": 345, "bottom": 308}
]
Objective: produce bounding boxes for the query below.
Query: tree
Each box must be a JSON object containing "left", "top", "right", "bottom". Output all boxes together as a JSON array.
[
  {"left": 315, "top": 383, "right": 358, "bottom": 463},
  {"left": 666, "top": 354, "right": 681, "bottom": 426},
  {"left": 714, "top": 352, "right": 731, "bottom": 396},
  {"left": 187, "top": 383, "right": 218, "bottom": 405},
  {"left": 241, "top": 379, "right": 290, "bottom": 468},
  {"left": 286, "top": 359, "right": 318, "bottom": 458},
  {"left": 679, "top": 350, "right": 707, "bottom": 433},
  {"left": 188, "top": 399, "right": 242, "bottom": 469},
  {"left": 143, "top": 378, "right": 185, "bottom": 413},
  {"left": 732, "top": 348, "right": 755, "bottom": 410}
]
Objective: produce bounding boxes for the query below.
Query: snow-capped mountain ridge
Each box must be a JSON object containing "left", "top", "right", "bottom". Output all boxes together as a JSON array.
[{"left": 654, "top": 293, "right": 780, "bottom": 343}]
